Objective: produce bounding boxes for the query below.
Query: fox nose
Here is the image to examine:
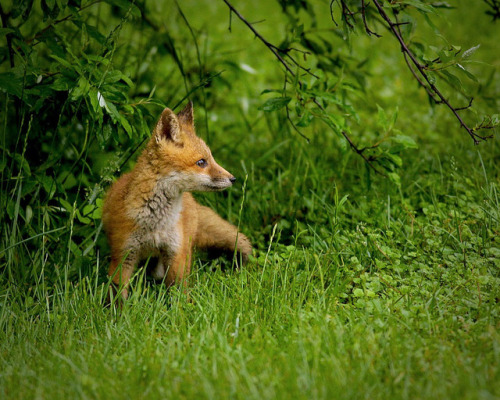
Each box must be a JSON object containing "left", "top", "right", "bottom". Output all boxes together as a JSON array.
[{"left": 229, "top": 177, "right": 236, "bottom": 184}]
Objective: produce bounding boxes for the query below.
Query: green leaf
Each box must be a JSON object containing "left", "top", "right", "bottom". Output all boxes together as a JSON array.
[
  {"left": 296, "top": 111, "right": 313, "bottom": 127},
  {"left": 97, "top": 92, "right": 122, "bottom": 122},
  {"left": 441, "top": 70, "right": 463, "bottom": 90},
  {"left": 72, "top": 21, "right": 107, "bottom": 46},
  {"left": 71, "top": 76, "right": 90, "bottom": 100},
  {"left": 25, "top": 205, "right": 33, "bottom": 224},
  {"left": 49, "top": 55, "right": 74, "bottom": 70},
  {"left": 388, "top": 172, "right": 401, "bottom": 188},
  {"left": 462, "top": 44, "right": 480, "bottom": 60},
  {"left": 456, "top": 64, "right": 478, "bottom": 82},
  {"left": 320, "top": 113, "right": 343, "bottom": 134},
  {"left": 104, "top": 0, "right": 141, "bottom": 18},
  {"left": 427, "top": 72, "right": 437, "bottom": 85},
  {"left": 0, "top": 28, "right": 14, "bottom": 38},
  {"left": 260, "top": 89, "right": 282, "bottom": 95},
  {"left": 83, "top": 203, "right": 102, "bottom": 220},
  {"left": 391, "top": 107, "right": 399, "bottom": 129},
  {"left": 386, "top": 153, "right": 403, "bottom": 168},
  {"left": 104, "top": 70, "right": 134, "bottom": 87},
  {"left": 11, "top": 0, "right": 34, "bottom": 19},
  {"left": 259, "top": 97, "right": 291, "bottom": 112},
  {"left": 59, "top": 199, "right": 73, "bottom": 213},
  {"left": 401, "top": 0, "right": 435, "bottom": 13},
  {"left": 120, "top": 116, "right": 133, "bottom": 138},
  {"left": 13, "top": 153, "right": 31, "bottom": 176},
  {"left": 0, "top": 72, "right": 23, "bottom": 98},
  {"left": 39, "top": 176, "right": 56, "bottom": 198},
  {"left": 377, "top": 104, "right": 388, "bottom": 131},
  {"left": 76, "top": 209, "right": 91, "bottom": 224},
  {"left": 88, "top": 88, "right": 100, "bottom": 115},
  {"left": 392, "top": 135, "right": 418, "bottom": 149},
  {"left": 98, "top": 124, "right": 113, "bottom": 146},
  {"left": 41, "top": 0, "right": 60, "bottom": 21}
]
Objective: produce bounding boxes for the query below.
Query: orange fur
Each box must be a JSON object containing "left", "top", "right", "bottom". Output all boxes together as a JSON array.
[{"left": 102, "top": 102, "right": 252, "bottom": 298}]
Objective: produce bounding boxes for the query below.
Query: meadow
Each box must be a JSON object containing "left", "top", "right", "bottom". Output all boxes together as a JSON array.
[{"left": 0, "top": 0, "right": 499, "bottom": 398}]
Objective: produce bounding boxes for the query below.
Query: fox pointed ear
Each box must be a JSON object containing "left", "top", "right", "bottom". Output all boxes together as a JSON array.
[
  {"left": 155, "top": 108, "right": 181, "bottom": 144},
  {"left": 177, "top": 101, "right": 194, "bottom": 125}
]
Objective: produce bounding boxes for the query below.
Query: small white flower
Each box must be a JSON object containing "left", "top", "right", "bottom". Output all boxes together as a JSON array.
[{"left": 97, "top": 91, "right": 106, "bottom": 108}]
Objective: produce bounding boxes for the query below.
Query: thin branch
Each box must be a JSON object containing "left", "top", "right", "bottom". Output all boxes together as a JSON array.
[
  {"left": 222, "top": 0, "right": 295, "bottom": 77},
  {"left": 483, "top": 0, "right": 500, "bottom": 20},
  {"left": 341, "top": 131, "right": 386, "bottom": 176},
  {"left": 223, "top": 0, "right": 379, "bottom": 173},
  {"left": 455, "top": 97, "right": 474, "bottom": 111},
  {"left": 361, "top": 0, "right": 381, "bottom": 37},
  {"left": 372, "top": 0, "right": 491, "bottom": 144},
  {"left": 286, "top": 106, "right": 310, "bottom": 142},
  {"left": 330, "top": 0, "right": 339, "bottom": 26},
  {"left": 394, "top": 15, "right": 440, "bottom": 103},
  {"left": 339, "top": 0, "right": 356, "bottom": 29}
]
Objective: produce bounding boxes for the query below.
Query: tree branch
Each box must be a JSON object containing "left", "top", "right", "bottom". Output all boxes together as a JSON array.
[
  {"left": 341, "top": 131, "right": 386, "bottom": 176},
  {"left": 361, "top": 0, "right": 381, "bottom": 37},
  {"left": 371, "top": 0, "right": 492, "bottom": 145},
  {"left": 483, "top": 0, "right": 500, "bottom": 20},
  {"left": 222, "top": 0, "right": 295, "bottom": 77},
  {"left": 222, "top": 0, "right": 383, "bottom": 172}
]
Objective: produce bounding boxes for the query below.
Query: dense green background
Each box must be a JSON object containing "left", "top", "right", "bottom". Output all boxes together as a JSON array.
[{"left": 1, "top": 0, "right": 499, "bottom": 399}]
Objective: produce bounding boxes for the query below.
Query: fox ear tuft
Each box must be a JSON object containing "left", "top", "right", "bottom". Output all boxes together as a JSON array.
[
  {"left": 155, "top": 108, "right": 181, "bottom": 144},
  {"left": 177, "top": 101, "right": 194, "bottom": 125}
]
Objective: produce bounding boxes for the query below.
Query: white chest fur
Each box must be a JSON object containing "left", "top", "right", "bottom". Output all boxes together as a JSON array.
[{"left": 128, "top": 176, "right": 183, "bottom": 259}]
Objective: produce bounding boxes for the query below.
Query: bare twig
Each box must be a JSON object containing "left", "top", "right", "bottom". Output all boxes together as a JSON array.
[
  {"left": 341, "top": 131, "right": 386, "bottom": 176},
  {"left": 361, "top": 0, "right": 381, "bottom": 37},
  {"left": 394, "top": 14, "right": 440, "bottom": 103},
  {"left": 455, "top": 97, "right": 474, "bottom": 111},
  {"left": 330, "top": 0, "right": 339, "bottom": 26},
  {"left": 222, "top": 0, "right": 295, "bottom": 76},
  {"left": 223, "top": 0, "right": 380, "bottom": 171},
  {"left": 371, "top": 0, "right": 492, "bottom": 145},
  {"left": 484, "top": 0, "right": 500, "bottom": 20},
  {"left": 339, "top": 0, "right": 356, "bottom": 29},
  {"left": 222, "top": 0, "right": 319, "bottom": 80},
  {"left": 286, "top": 106, "right": 310, "bottom": 142}
]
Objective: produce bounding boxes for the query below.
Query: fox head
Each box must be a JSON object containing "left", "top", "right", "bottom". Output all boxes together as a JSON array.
[{"left": 148, "top": 102, "right": 236, "bottom": 192}]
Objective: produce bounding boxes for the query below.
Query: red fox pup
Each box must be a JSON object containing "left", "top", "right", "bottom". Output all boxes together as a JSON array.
[{"left": 102, "top": 102, "right": 252, "bottom": 298}]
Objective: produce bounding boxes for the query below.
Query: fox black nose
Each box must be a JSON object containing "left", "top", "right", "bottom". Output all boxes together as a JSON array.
[{"left": 229, "top": 177, "right": 236, "bottom": 184}]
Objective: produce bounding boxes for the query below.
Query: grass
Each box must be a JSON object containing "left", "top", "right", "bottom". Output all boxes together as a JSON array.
[
  {"left": 1, "top": 0, "right": 499, "bottom": 398},
  {"left": 1, "top": 137, "right": 499, "bottom": 399}
]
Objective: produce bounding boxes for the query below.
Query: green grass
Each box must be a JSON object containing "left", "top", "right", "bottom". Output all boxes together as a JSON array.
[
  {"left": 1, "top": 138, "right": 499, "bottom": 399},
  {"left": 1, "top": 0, "right": 499, "bottom": 399}
]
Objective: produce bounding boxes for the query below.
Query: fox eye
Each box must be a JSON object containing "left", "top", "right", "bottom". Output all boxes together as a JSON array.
[{"left": 196, "top": 159, "right": 207, "bottom": 168}]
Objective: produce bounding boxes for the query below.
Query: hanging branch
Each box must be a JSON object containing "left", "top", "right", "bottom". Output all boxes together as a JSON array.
[
  {"left": 361, "top": 0, "right": 381, "bottom": 37},
  {"left": 222, "top": 0, "right": 379, "bottom": 171},
  {"left": 341, "top": 131, "right": 385, "bottom": 175},
  {"left": 484, "top": 0, "right": 500, "bottom": 20},
  {"left": 371, "top": 0, "right": 492, "bottom": 145},
  {"left": 222, "top": 0, "right": 318, "bottom": 80}
]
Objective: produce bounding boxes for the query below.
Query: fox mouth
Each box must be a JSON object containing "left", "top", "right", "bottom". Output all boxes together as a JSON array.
[
  {"left": 203, "top": 183, "right": 230, "bottom": 191},
  {"left": 203, "top": 179, "right": 232, "bottom": 191}
]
